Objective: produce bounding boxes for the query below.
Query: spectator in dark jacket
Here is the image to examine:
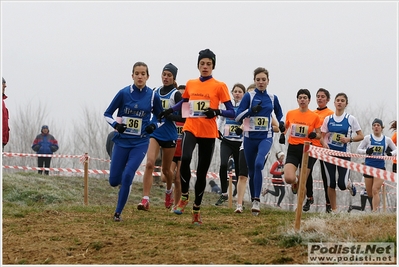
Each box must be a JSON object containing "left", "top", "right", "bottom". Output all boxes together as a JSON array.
[
  {"left": 209, "top": 180, "right": 221, "bottom": 194},
  {"left": 32, "top": 125, "right": 59, "bottom": 175}
]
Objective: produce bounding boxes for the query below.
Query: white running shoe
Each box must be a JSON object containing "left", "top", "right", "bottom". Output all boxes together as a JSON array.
[
  {"left": 251, "top": 200, "right": 260, "bottom": 213},
  {"left": 234, "top": 204, "right": 243, "bottom": 213}
]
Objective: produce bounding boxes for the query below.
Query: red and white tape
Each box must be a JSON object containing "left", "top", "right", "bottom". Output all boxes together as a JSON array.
[{"left": 308, "top": 146, "right": 396, "bottom": 183}]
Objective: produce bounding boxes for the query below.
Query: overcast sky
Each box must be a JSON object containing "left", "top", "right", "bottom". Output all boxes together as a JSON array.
[{"left": 1, "top": 1, "right": 397, "bottom": 133}]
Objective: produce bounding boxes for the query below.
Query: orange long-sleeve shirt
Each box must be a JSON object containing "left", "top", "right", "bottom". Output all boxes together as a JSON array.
[{"left": 182, "top": 78, "right": 231, "bottom": 138}]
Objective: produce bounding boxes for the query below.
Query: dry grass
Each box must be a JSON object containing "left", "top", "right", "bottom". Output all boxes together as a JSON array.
[{"left": 2, "top": 172, "right": 397, "bottom": 264}]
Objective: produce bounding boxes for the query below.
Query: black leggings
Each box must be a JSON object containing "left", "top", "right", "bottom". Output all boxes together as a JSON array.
[
  {"left": 306, "top": 160, "right": 330, "bottom": 204},
  {"left": 38, "top": 157, "right": 52, "bottom": 175},
  {"left": 268, "top": 182, "right": 286, "bottom": 206},
  {"left": 351, "top": 195, "right": 373, "bottom": 211},
  {"left": 180, "top": 131, "right": 215, "bottom": 207},
  {"left": 219, "top": 139, "right": 240, "bottom": 194}
]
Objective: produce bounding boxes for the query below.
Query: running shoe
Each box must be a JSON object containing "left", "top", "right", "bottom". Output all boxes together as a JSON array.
[
  {"left": 347, "top": 182, "right": 357, "bottom": 196},
  {"left": 234, "top": 204, "right": 243, "bottom": 213},
  {"left": 302, "top": 197, "right": 313, "bottom": 212},
  {"left": 261, "top": 188, "right": 269, "bottom": 197},
  {"left": 214, "top": 194, "right": 228, "bottom": 206},
  {"left": 173, "top": 196, "right": 189, "bottom": 215},
  {"left": 113, "top": 212, "right": 121, "bottom": 222},
  {"left": 192, "top": 210, "right": 202, "bottom": 225},
  {"left": 347, "top": 205, "right": 353, "bottom": 213},
  {"left": 251, "top": 200, "right": 260, "bottom": 213},
  {"left": 137, "top": 198, "right": 150, "bottom": 211},
  {"left": 170, "top": 205, "right": 176, "bottom": 213},
  {"left": 326, "top": 204, "right": 332, "bottom": 213},
  {"left": 291, "top": 182, "right": 298, "bottom": 194},
  {"left": 165, "top": 189, "right": 174, "bottom": 209}
]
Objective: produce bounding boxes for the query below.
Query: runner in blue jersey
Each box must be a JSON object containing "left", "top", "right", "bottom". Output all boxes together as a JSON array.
[
  {"left": 104, "top": 62, "right": 163, "bottom": 222},
  {"left": 215, "top": 83, "right": 246, "bottom": 206},
  {"left": 138, "top": 63, "right": 184, "bottom": 211},
  {"left": 357, "top": 118, "right": 397, "bottom": 212},
  {"left": 235, "top": 67, "right": 284, "bottom": 215},
  {"left": 320, "top": 92, "right": 364, "bottom": 213}
]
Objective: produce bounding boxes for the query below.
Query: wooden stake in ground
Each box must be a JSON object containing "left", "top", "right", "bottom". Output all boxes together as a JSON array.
[
  {"left": 228, "top": 173, "right": 233, "bottom": 208},
  {"left": 382, "top": 183, "right": 386, "bottom": 212},
  {"left": 294, "top": 141, "right": 310, "bottom": 231},
  {"left": 84, "top": 152, "right": 89, "bottom": 205}
]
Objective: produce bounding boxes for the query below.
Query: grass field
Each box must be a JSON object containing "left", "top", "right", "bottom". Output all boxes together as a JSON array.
[{"left": 2, "top": 172, "right": 397, "bottom": 265}]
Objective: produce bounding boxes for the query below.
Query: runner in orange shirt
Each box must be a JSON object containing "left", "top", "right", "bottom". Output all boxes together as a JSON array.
[
  {"left": 281, "top": 89, "right": 322, "bottom": 199},
  {"left": 303, "top": 88, "right": 334, "bottom": 213},
  {"left": 158, "top": 49, "right": 234, "bottom": 225}
]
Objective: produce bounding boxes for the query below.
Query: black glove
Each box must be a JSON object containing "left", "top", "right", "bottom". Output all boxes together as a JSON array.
[
  {"left": 235, "top": 127, "right": 243, "bottom": 135},
  {"left": 32, "top": 144, "right": 40, "bottom": 152},
  {"left": 279, "top": 134, "right": 285, "bottom": 144},
  {"left": 157, "top": 108, "right": 174, "bottom": 122},
  {"left": 386, "top": 147, "right": 392, "bottom": 156},
  {"left": 114, "top": 123, "right": 127, "bottom": 134},
  {"left": 50, "top": 145, "right": 58, "bottom": 152},
  {"left": 279, "top": 121, "right": 285, "bottom": 133},
  {"left": 308, "top": 132, "right": 317, "bottom": 139},
  {"left": 203, "top": 108, "right": 221, "bottom": 118},
  {"left": 251, "top": 103, "right": 262, "bottom": 113},
  {"left": 145, "top": 124, "right": 156, "bottom": 134},
  {"left": 366, "top": 147, "right": 374, "bottom": 155}
]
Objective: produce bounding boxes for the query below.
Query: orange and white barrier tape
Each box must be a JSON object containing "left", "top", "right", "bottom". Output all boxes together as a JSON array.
[
  {"left": 307, "top": 145, "right": 397, "bottom": 161},
  {"left": 307, "top": 146, "right": 396, "bottom": 183},
  {"left": 2, "top": 152, "right": 84, "bottom": 159}
]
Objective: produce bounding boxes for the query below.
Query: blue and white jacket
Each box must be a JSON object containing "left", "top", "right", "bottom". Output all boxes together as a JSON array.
[
  {"left": 235, "top": 89, "right": 283, "bottom": 139},
  {"left": 104, "top": 84, "right": 163, "bottom": 148}
]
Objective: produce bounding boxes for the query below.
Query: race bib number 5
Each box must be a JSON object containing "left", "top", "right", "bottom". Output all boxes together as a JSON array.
[{"left": 329, "top": 132, "right": 344, "bottom": 147}]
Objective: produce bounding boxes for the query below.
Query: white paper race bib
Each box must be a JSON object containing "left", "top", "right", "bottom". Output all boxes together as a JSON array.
[{"left": 122, "top": 116, "right": 143, "bottom": 135}]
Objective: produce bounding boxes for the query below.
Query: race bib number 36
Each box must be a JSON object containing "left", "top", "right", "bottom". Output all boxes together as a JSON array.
[{"left": 122, "top": 116, "right": 142, "bottom": 135}]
